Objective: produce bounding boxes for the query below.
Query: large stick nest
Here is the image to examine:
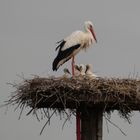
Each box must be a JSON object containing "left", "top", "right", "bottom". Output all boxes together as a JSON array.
[{"left": 6, "top": 76, "right": 140, "bottom": 124}]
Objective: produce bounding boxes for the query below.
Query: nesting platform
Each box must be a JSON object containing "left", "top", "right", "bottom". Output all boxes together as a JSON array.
[{"left": 7, "top": 76, "right": 140, "bottom": 116}]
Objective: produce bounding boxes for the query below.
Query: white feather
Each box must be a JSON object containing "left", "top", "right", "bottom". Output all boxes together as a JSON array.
[
  {"left": 61, "top": 29, "right": 94, "bottom": 52},
  {"left": 85, "top": 64, "right": 98, "bottom": 79}
]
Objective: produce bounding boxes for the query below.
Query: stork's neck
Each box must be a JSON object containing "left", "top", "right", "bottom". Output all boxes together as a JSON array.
[
  {"left": 84, "top": 26, "right": 90, "bottom": 33},
  {"left": 84, "top": 27, "right": 94, "bottom": 40},
  {"left": 86, "top": 68, "right": 93, "bottom": 75},
  {"left": 86, "top": 65, "right": 92, "bottom": 72}
]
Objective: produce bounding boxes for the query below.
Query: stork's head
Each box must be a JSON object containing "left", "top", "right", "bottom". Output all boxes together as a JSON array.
[
  {"left": 85, "top": 64, "right": 92, "bottom": 72},
  {"left": 79, "top": 64, "right": 86, "bottom": 73},
  {"left": 84, "top": 21, "right": 97, "bottom": 43},
  {"left": 74, "top": 64, "right": 80, "bottom": 71},
  {"left": 63, "top": 68, "right": 71, "bottom": 75}
]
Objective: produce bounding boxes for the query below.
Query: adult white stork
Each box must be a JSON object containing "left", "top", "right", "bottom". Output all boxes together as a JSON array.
[{"left": 52, "top": 21, "right": 97, "bottom": 76}]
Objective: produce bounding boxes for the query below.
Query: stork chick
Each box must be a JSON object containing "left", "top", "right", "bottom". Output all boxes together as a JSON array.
[
  {"left": 79, "top": 64, "right": 86, "bottom": 76},
  {"left": 85, "top": 64, "right": 97, "bottom": 79},
  {"left": 74, "top": 64, "right": 81, "bottom": 76},
  {"left": 63, "top": 68, "right": 71, "bottom": 78}
]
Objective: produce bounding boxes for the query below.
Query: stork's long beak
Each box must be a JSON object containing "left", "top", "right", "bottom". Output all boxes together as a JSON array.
[{"left": 90, "top": 27, "right": 97, "bottom": 43}]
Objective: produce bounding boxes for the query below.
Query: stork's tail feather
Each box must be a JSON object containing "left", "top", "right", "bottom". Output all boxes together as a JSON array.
[{"left": 52, "top": 55, "right": 71, "bottom": 71}]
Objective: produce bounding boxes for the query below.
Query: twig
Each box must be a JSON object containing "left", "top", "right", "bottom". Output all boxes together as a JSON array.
[
  {"left": 26, "top": 109, "right": 33, "bottom": 116},
  {"left": 104, "top": 115, "right": 127, "bottom": 136},
  {"left": 18, "top": 104, "right": 25, "bottom": 120},
  {"left": 40, "top": 109, "right": 56, "bottom": 135},
  {"left": 62, "top": 111, "right": 73, "bottom": 130}
]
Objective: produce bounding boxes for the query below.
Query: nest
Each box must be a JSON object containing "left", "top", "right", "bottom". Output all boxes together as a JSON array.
[{"left": 6, "top": 76, "right": 140, "bottom": 132}]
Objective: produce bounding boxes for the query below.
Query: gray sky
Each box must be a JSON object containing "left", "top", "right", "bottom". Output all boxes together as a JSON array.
[{"left": 0, "top": 0, "right": 140, "bottom": 140}]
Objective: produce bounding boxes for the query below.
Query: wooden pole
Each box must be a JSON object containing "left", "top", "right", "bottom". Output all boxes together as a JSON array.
[
  {"left": 81, "top": 108, "right": 103, "bottom": 140},
  {"left": 76, "top": 110, "right": 81, "bottom": 140}
]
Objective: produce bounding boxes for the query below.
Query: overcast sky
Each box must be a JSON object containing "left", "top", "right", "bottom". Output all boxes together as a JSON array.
[{"left": 0, "top": 0, "right": 140, "bottom": 140}]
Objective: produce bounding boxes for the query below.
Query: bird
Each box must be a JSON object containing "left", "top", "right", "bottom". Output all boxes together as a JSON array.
[
  {"left": 74, "top": 64, "right": 81, "bottom": 76},
  {"left": 85, "top": 64, "right": 98, "bottom": 79},
  {"left": 52, "top": 21, "right": 97, "bottom": 77},
  {"left": 79, "top": 64, "right": 86, "bottom": 76},
  {"left": 63, "top": 68, "right": 71, "bottom": 78}
]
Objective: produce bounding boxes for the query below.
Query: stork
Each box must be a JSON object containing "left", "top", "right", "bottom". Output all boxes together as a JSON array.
[
  {"left": 79, "top": 64, "right": 86, "bottom": 76},
  {"left": 85, "top": 64, "right": 98, "bottom": 79},
  {"left": 52, "top": 21, "right": 97, "bottom": 140},
  {"left": 63, "top": 68, "right": 71, "bottom": 78},
  {"left": 74, "top": 64, "right": 81, "bottom": 76},
  {"left": 52, "top": 21, "right": 97, "bottom": 76}
]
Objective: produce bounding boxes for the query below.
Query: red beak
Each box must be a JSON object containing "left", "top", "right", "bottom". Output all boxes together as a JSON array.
[{"left": 90, "top": 27, "right": 97, "bottom": 43}]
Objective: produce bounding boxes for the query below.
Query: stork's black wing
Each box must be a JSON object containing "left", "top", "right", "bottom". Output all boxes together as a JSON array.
[
  {"left": 55, "top": 40, "right": 66, "bottom": 51},
  {"left": 52, "top": 44, "right": 81, "bottom": 71}
]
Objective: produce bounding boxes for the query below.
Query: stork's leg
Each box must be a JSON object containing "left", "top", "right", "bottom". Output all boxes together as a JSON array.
[
  {"left": 76, "top": 110, "right": 81, "bottom": 140},
  {"left": 72, "top": 56, "right": 75, "bottom": 77}
]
